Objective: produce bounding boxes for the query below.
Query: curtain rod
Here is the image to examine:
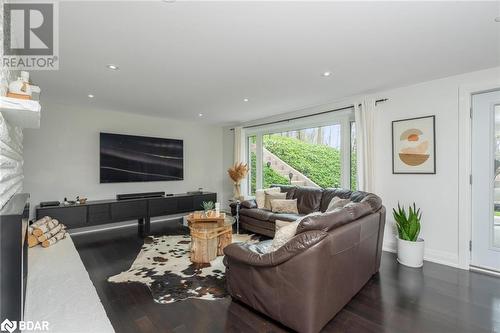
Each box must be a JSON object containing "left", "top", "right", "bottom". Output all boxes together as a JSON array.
[{"left": 230, "top": 98, "right": 388, "bottom": 130}]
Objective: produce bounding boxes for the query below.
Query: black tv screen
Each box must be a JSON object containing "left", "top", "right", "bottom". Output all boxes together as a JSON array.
[{"left": 100, "top": 133, "right": 184, "bottom": 183}]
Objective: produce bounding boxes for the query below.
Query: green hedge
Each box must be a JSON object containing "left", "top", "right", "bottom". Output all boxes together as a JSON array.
[
  {"left": 263, "top": 135, "right": 341, "bottom": 188},
  {"left": 250, "top": 152, "right": 289, "bottom": 194}
]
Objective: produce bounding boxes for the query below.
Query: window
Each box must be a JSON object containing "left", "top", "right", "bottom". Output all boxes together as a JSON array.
[{"left": 246, "top": 110, "right": 355, "bottom": 194}]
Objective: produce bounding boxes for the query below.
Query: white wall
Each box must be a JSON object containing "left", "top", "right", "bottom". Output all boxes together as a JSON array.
[
  {"left": 223, "top": 66, "right": 500, "bottom": 269},
  {"left": 374, "top": 67, "right": 499, "bottom": 267},
  {"left": 23, "top": 103, "right": 224, "bottom": 217}
]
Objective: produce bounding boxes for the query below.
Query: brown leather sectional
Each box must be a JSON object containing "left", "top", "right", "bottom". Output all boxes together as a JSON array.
[
  {"left": 224, "top": 186, "right": 386, "bottom": 333},
  {"left": 234, "top": 185, "right": 377, "bottom": 237}
]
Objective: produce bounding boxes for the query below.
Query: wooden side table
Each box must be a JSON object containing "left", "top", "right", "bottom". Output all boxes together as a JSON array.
[{"left": 186, "top": 213, "right": 234, "bottom": 263}]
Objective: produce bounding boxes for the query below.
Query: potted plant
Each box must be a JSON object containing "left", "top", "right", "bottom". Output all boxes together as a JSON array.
[
  {"left": 202, "top": 201, "right": 215, "bottom": 217},
  {"left": 393, "top": 203, "right": 424, "bottom": 268}
]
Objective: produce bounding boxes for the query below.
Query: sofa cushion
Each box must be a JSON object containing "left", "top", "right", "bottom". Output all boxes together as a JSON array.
[
  {"left": 271, "top": 184, "right": 296, "bottom": 199},
  {"left": 275, "top": 219, "right": 292, "bottom": 231},
  {"left": 292, "top": 186, "right": 323, "bottom": 214},
  {"left": 264, "top": 192, "right": 286, "bottom": 210},
  {"left": 326, "top": 196, "right": 351, "bottom": 212},
  {"left": 239, "top": 208, "right": 274, "bottom": 221},
  {"left": 256, "top": 187, "right": 280, "bottom": 208},
  {"left": 268, "top": 213, "right": 304, "bottom": 222},
  {"left": 270, "top": 221, "right": 300, "bottom": 251},
  {"left": 296, "top": 202, "right": 374, "bottom": 234},
  {"left": 271, "top": 199, "right": 298, "bottom": 214},
  {"left": 320, "top": 188, "right": 353, "bottom": 212},
  {"left": 240, "top": 217, "right": 275, "bottom": 233}
]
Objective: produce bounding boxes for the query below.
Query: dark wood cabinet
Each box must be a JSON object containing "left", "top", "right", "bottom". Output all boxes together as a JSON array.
[
  {"left": 148, "top": 197, "right": 177, "bottom": 216},
  {"left": 35, "top": 192, "right": 217, "bottom": 236},
  {"left": 87, "top": 204, "right": 111, "bottom": 225},
  {"left": 39, "top": 205, "right": 87, "bottom": 228},
  {"left": 110, "top": 200, "right": 147, "bottom": 221},
  {"left": 0, "top": 193, "right": 29, "bottom": 325}
]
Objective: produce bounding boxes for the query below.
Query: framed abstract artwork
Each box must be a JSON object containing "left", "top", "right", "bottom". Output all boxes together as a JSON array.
[{"left": 392, "top": 115, "right": 436, "bottom": 174}]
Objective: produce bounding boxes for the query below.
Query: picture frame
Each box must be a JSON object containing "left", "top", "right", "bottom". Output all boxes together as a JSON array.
[{"left": 392, "top": 115, "right": 436, "bottom": 174}]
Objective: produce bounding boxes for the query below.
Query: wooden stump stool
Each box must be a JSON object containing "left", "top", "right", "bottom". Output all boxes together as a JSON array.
[{"left": 187, "top": 213, "right": 234, "bottom": 264}]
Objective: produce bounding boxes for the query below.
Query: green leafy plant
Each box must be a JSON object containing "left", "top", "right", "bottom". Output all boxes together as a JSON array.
[
  {"left": 393, "top": 203, "right": 422, "bottom": 242},
  {"left": 202, "top": 201, "right": 215, "bottom": 212}
]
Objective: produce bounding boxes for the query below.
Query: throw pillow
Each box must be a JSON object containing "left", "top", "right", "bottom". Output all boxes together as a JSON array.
[
  {"left": 270, "top": 221, "right": 299, "bottom": 251},
  {"left": 264, "top": 192, "right": 286, "bottom": 210},
  {"left": 326, "top": 196, "right": 351, "bottom": 212},
  {"left": 270, "top": 199, "right": 299, "bottom": 214},
  {"left": 275, "top": 219, "right": 292, "bottom": 231},
  {"left": 256, "top": 187, "right": 280, "bottom": 208}
]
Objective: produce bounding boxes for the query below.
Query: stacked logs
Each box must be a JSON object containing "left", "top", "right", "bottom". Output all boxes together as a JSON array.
[{"left": 28, "top": 216, "right": 67, "bottom": 248}]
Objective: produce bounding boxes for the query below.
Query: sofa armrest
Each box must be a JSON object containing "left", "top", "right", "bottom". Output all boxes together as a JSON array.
[
  {"left": 223, "top": 230, "right": 328, "bottom": 267},
  {"left": 229, "top": 198, "right": 257, "bottom": 209},
  {"left": 240, "top": 199, "right": 257, "bottom": 209}
]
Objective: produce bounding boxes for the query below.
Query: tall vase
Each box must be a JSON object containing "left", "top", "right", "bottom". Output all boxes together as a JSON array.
[{"left": 233, "top": 183, "right": 242, "bottom": 200}]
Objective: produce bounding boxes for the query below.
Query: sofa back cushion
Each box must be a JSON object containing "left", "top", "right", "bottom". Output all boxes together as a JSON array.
[
  {"left": 296, "top": 201, "right": 376, "bottom": 234},
  {"left": 319, "top": 188, "right": 383, "bottom": 213},
  {"left": 271, "top": 185, "right": 296, "bottom": 199},
  {"left": 292, "top": 186, "right": 323, "bottom": 214},
  {"left": 320, "top": 188, "right": 353, "bottom": 212}
]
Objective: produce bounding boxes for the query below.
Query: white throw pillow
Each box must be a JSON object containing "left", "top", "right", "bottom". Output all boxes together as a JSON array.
[
  {"left": 326, "top": 196, "right": 351, "bottom": 212},
  {"left": 255, "top": 187, "right": 280, "bottom": 209},
  {"left": 269, "top": 212, "right": 323, "bottom": 252},
  {"left": 271, "top": 199, "right": 298, "bottom": 214},
  {"left": 264, "top": 192, "right": 286, "bottom": 210},
  {"left": 275, "top": 219, "right": 292, "bottom": 231},
  {"left": 270, "top": 221, "right": 299, "bottom": 252}
]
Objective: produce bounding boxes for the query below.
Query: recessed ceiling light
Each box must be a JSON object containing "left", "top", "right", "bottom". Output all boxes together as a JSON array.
[
  {"left": 243, "top": 98, "right": 249, "bottom": 102},
  {"left": 322, "top": 71, "right": 332, "bottom": 77},
  {"left": 106, "top": 64, "right": 119, "bottom": 70},
  {"left": 495, "top": 16, "right": 500, "bottom": 22},
  {"left": 198, "top": 113, "right": 204, "bottom": 117},
  {"left": 88, "top": 94, "right": 94, "bottom": 98}
]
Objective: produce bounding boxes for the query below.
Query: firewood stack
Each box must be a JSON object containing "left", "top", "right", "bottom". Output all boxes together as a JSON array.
[{"left": 28, "top": 216, "right": 67, "bottom": 248}]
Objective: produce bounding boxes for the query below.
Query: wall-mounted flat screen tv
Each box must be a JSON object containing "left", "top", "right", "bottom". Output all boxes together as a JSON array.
[{"left": 100, "top": 133, "right": 184, "bottom": 183}]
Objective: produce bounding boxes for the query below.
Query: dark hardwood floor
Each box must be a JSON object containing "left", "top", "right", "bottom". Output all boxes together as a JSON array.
[{"left": 72, "top": 219, "right": 500, "bottom": 333}]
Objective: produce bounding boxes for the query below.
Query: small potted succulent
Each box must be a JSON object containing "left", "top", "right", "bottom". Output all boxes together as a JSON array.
[
  {"left": 393, "top": 203, "right": 424, "bottom": 268},
  {"left": 202, "top": 201, "right": 215, "bottom": 217}
]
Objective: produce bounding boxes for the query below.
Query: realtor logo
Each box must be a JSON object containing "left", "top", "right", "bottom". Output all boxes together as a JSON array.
[
  {"left": 0, "top": 319, "right": 16, "bottom": 333},
  {"left": 0, "top": 319, "right": 49, "bottom": 332},
  {"left": 2, "top": 1, "right": 59, "bottom": 70}
]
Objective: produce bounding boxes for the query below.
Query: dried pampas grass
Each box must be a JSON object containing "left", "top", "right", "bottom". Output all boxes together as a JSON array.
[{"left": 228, "top": 162, "right": 249, "bottom": 183}]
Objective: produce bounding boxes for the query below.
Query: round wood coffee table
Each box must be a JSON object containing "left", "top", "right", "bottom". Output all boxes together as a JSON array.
[{"left": 187, "top": 213, "right": 235, "bottom": 263}]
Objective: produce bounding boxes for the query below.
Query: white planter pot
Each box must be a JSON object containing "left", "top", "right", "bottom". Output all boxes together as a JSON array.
[{"left": 396, "top": 237, "right": 424, "bottom": 268}]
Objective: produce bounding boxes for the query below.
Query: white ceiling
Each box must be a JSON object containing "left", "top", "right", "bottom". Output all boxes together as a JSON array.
[{"left": 32, "top": 1, "right": 500, "bottom": 125}]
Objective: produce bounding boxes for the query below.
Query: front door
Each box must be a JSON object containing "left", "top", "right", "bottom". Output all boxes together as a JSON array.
[{"left": 471, "top": 90, "right": 500, "bottom": 272}]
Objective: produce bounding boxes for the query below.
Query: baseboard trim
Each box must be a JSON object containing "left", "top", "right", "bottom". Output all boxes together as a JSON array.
[
  {"left": 470, "top": 265, "right": 500, "bottom": 277},
  {"left": 383, "top": 240, "right": 463, "bottom": 270}
]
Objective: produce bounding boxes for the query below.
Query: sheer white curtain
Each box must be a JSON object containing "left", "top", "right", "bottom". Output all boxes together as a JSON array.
[
  {"left": 354, "top": 99, "right": 376, "bottom": 192},
  {"left": 233, "top": 126, "right": 247, "bottom": 196}
]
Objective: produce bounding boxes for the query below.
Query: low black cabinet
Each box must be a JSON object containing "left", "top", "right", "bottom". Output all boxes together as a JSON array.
[{"left": 36, "top": 192, "right": 217, "bottom": 237}]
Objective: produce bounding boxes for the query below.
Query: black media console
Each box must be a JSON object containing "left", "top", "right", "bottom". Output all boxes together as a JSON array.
[{"left": 35, "top": 192, "right": 216, "bottom": 237}]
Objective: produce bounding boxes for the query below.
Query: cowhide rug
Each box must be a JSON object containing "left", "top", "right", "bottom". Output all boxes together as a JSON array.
[{"left": 107, "top": 234, "right": 257, "bottom": 304}]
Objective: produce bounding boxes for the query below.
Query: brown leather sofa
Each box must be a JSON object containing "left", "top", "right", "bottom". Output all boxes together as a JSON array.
[
  {"left": 233, "top": 185, "right": 375, "bottom": 237},
  {"left": 224, "top": 188, "right": 385, "bottom": 333}
]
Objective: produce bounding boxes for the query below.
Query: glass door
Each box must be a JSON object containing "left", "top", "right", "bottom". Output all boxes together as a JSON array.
[{"left": 471, "top": 90, "right": 500, "bottom": 272}]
